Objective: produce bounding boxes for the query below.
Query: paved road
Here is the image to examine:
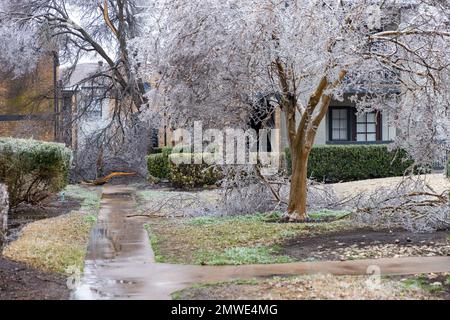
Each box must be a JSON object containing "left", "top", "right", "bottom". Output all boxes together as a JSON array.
[{"left": 72, "top": 185, "right": 450, "bottom": 300}]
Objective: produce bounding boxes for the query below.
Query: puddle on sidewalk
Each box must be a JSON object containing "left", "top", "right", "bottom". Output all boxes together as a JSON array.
[{"left": 72, "top": 185, "right": 154, "bottom": 300}]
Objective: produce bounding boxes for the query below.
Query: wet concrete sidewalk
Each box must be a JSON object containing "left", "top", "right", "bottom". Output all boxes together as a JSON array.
[
  {"left": 72, "top": 185, "right": 155, "bottom": 299},
  {"left": 73, "top": 185, "right": 450, "bottom": 300}
]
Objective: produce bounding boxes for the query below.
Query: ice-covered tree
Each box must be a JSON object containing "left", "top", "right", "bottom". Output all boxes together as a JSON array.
[
  {"left": 0, "top": 0, "right": 149, "bottom": 129},
  {"left": 135, "top": 0, "right": 449, "bottom": 221},
  {"left": 0, "top": 0, "right": 156, "bottom": 179}
]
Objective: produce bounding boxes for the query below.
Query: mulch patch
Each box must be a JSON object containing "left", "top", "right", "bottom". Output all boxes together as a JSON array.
[
  {"left": 280, "top": 229, "right": 449, "bottom": 261},
  {"left": 0, "top": 257, "right": 70, "bottom": 300}
]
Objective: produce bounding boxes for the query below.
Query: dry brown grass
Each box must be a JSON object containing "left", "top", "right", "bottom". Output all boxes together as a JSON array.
[
  {"left": 2, "top": 185, "right": 101, "bottom": 274},
  {"left": 3, "top": 212, "right": 96, "bottom": 273},
  {"left": 174, "top": 274, "right": 442, "bottom": 300}
]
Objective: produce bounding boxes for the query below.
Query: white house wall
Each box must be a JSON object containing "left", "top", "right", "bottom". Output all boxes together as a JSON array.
[
  {"left": 77, "top": 98, "right": 110, "bottom": 146},
  {"left": 278, "top": 108, "right": 327, "bottom": 148},
  {"left": 279, "top": 110, "right": 289, "bottom": 149},
  {"left": 278, "top": 107, "right": 397, "bottom": 148},
  {"left": 315, "top": 120, "right": 327, "bottom": 145},
  {"left": 381, "top": 111, "right": 397, "bottom": 142}
]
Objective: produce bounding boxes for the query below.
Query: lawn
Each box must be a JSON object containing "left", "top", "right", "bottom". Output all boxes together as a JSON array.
[
  {"left": 172, "top": 273, "right": 450, "bottom": 300},
  {"left": 2, "top": 185, "right": 102, "bottom": 274},
  {"left": 145, "top": 211, "right": 352, "bottom": 265}
]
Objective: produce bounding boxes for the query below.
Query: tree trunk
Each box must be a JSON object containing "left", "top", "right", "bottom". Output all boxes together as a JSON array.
[
  {"left": 0, "top": 184, "right": 9, "bottom": 247},
  {"left": 286, "top": 148, "right": 309, "bottom": 221}
]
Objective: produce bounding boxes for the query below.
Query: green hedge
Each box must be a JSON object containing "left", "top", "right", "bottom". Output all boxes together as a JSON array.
[
  {"left": 146, "top": 147, "right": 173, "bottom": 179},
  {"left": 0, "top": 138, "right": 72, "bottom": 208},
  {"left": 147, "top": 146, "right": 194, "bottom": 180},
  {"left": 168, "top": 153, "right": 223, "bottom": 188},
  {"left": 285, "top": 145, "right": 414, "bottom": 183}
]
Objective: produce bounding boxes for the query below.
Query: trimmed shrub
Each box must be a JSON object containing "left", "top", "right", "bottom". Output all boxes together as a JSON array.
[
  {"left": 146, "top": 146, "right": 195, "bottom": 180},
  {"left": 285, "top": 145, "right": 414, "bottom": 183},
  {"left": 0, "top": 138, "right": 72, "bottom": 208},
  {"left": 147, "top": 153, "right": 168, "bottom": 179},
  {"left": 168, "top": 153, "right": 223, "bottom": 188},
  {"left": 149, "top": 147, "right": 163, "bottom": 154},
  {"left": 147, "top": 147, "right": 173, "bottom": 179}
]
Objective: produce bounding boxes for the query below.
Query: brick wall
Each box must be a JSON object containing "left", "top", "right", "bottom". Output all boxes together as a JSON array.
[
  {"left": 0, "top": 119, "right": 54, "bottom": 141},
  {"left": 0, "top": 55, "right": 56, "bottom": 141}
]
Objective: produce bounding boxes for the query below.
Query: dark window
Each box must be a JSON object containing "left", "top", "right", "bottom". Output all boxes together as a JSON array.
[
  {"left": 356, "top": 112, "right": 377, "bottom": 142},
  {"left": 249, "top": 95, "right": 276, "bottom": 152},
  {"left": 329, "top": 107, "right": 382, "bottom": 143},
  {"left": 82, "top": 85, "right": 108, "bottom": 119},
  {"left": 151, "top": 128, "right": 159, "bottom": 148},
  {"left": 85, "top": 99, "right": 103, "bottom": 119},
  {"left": 329, "top": 107, "right": 351, "bottom": 141}
]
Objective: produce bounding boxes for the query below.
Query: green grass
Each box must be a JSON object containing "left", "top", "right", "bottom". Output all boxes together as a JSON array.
[
  {"left": 194, "top": 246, "right": 294, "bottom": 265},
  {"left": 83, "top": 214, "right": 98, "bottom": 224},
  {"left": 65, "top": 185, "right": 101, "bottom": 211},
  {"left": 144, "top": 224, "right": 166, "bottom": 263},
  {"left": 145, "top": 211, "right": 351, "bottom": 265},
  {"left": 184, "top": 210, "right": 350, "bottom": 226},
  {"left": 185, "top": 212, "right": 283, "bottom": 226},
  {"left": 171, "top": 291, "right": 183, "bottom": 300},
  {"left": 402, "top": 276, "right": 445, "bottom": 294},
  {"left": 308, "top": 210, "right": 350, "bottom": 220}
]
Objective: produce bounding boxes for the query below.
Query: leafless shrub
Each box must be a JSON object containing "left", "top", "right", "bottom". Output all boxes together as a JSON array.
[
  {"left": 218, "top": 166, "right": 351, "bottom": 216},
  {"left": 129, "top": 193, "right": 204, "bottom": 218},
  {"left": 72, "top": 120, "right": 150, "bottom": 182},
  {"left": 219, "top": 165, "right": 284, "bottom": 215},
  {"left": 304, "top": 180, "right": 354, "bottom": 212},
  {"left": 352, "top": 178, "right": 449, "bottom": 233}
]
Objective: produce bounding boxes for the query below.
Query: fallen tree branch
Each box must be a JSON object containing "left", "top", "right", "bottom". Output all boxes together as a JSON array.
[
  {"left": 82, "top": 172, "right": 136, "bottom": 186},
  {"left": 253, "top": 164, "right": 285, "bottom": 204},
  {"left": 127, "top": 193, "right": 199, "bottom": 218}
]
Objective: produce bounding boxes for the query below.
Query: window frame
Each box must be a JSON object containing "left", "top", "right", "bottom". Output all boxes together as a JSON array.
[
  {"left": 356, "top": 112, "right": 378, "bottom": 142},
  {"left": 81, "top": 85, "right": 108, "bottom": 119},
  {"left": 328, "top": 106, "right": 352, "bottom": 142},
  {"left": 328, "top": 106, "right": 382, "bottom": 143}
]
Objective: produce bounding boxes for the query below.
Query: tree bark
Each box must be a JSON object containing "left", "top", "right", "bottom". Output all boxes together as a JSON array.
[
  {"left": 283, "top": 70, "right": 346, "bottom": 222},
  {"left": 286, "top": 149, "right": 309, "bottom": 221}
]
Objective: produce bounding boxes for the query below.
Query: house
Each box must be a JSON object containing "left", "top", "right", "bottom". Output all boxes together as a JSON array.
[
  {"left": 153, "top": 4, "right": 404, "bottom": 154},
  {"left": 56, "top": 1, "right": 446, "bottom": 175},
  {"left": 276, "top": 96, "right": 398, "bottom": 150},
  {"left": 60, "top": 62, "right": 157, "bottom": 179},
  {"left": 59, "top": 62, "right": 111, "bottom": 150}
]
